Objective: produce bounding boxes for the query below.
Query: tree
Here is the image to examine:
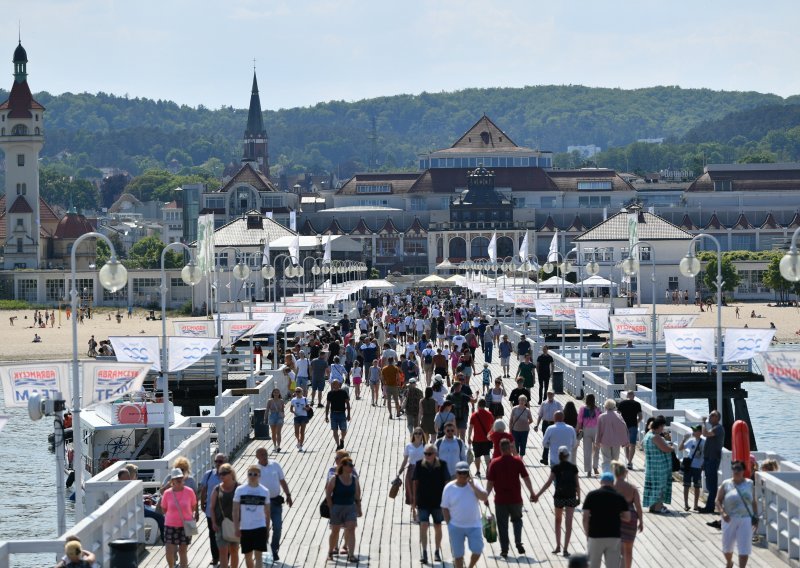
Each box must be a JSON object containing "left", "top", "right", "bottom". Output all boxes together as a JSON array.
[
  {"left": 126, "top": 235, "right": 182, "bottom": 269},
  {"left": 761, "top": 253, "right": 800, "bottom": 304},
  {"left": 703, "top": 256, "right": 740, "bottom": 297}
]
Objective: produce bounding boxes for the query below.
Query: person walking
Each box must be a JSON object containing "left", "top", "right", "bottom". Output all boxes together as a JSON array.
[
  {"left": 351, "top": 359, "right": 363, "bottom": 400},
  {"left": 486, "top": 438, "right": 536, "bottom": 558},
  {"left": 488, "top": 377, "right": 505, "bottom": 418},
  {"left": 413, "top": 444, "right": 451, "bottom": 564},
  {"left": 381, "top": 357, "right": 402, "bottom": 419},
  {"left": 535, "top": 345, "right": 555, "bottom": 404},
  {"left": 642, "top": 416, "right": 674, "bottom": 514},
  {"left": 582, "top": 472, "right": 630, "bottom": 568},
  {"left": 420, "top": 387, "right": 438, "bottom": 443},
  {"left": 404, "top": 378, "right": 424, "bottom": 434},
  {"left": 289, "top": 387, "right": 310, "bottom": 452},
  {"left": 595, "top": 399, "right": 629, "bottom": 473},
  {"left": 256, "top": 447, "right": 294, "bottom": 562},
  {"left": 161, "top": 467, "right": 198, "bottom": 568},
  {"left": 508, "top": 377, "right": 531, "bottom": 408},
  {"left": 446, "top": 381, "right": 475, "bottom": 441},
  {"left": 700, "top": 410, "right": 725, "bottom": 514},
  {"left": 436, "top": 423, "right": 467, "bottom": 478},
  {"left": 611, "top": 460, "right": 644, "bottom": 568},
  {"left": 616, "top": 391, "right": 642, "bottom": 469},
  {"left": 398, "top": 427, "right": 427, "bottom": 522},
  {"left": 441, "top": 461, "right": 489, "bottom": 568},
  {"left": 510, "top": 395, "right": 534, "bottom": 457},
  {"left": 325, "top": 457, "right": 362, "bottom": 563},
  {"left": 577, "top": 394, "right": 601, "bottom": 476},
  {"left": 533, "top": 446, "right": 580, "bottom": 557},
  {"left": 199, "top": 453, "right": 228, "bottom": 566},
  {"left": 716, "top": 460, "right": 758, "bottom": 568},
  {"left": 209, "top": 463, "right": 239, "bottom": 568},
  {"left": 467, "top": 399, "right": 494, "bottom": 478},
  {"left": 535, "top": 390, "right": 563, "bottom": 464},
  {"left": 310, "top": 352, "right": 329, "bottom": 408},
  {"left": 499, "top": 335, "right": 513, "bottom": 378},
  {"left": 233, "top": 465, "right": 271, "bottom": 568},
  {"left": 515, "top": 353, "right": 535, "bottom": 391},
  {"left": 434, "top": 401, "right": 457, "bottom": 440},
  {"left": 542, "top": 411, "right": 577, "bottom": 466},
  {"left": 266, "top": 388, "right": 285, "bottom": 453},
  {"left": 325, "top": 378, "right": 351, "bottom": 450},
  {"left": 483, "top": 326, "right": 494, "bottom": 364},
  {"left": 368, "top": 358, "right": 381, "bottom": 406}
]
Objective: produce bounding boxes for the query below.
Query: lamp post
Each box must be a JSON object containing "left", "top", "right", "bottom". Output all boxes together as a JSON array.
[
  {"left": 213, "top": 247, "right": 250, "bottom": 336},
  {"left": 622, "top": 241, "right": 658, "bottom": 397},
  {"left": 71, "top": 232, "right": 127, "bottom": 519},
  {"left": 679, "top": 234, "right": 724, "bottom": 419},
  {"left": 160, "top": 243, "right": 203, "bottom": 455},
  {"left": 543, "top": 252, "right": 573, "bottom": 352},
  {"left": 304, "top": 256, "right": 323, "bottom": 297}
]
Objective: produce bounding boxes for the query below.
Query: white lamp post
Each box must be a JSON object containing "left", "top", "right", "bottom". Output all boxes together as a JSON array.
[
  {"left": 71, "top": 232, "right": 127, "bottom": 519},
  {"left": 622, "top": 241, "right": 658, "bottom": 397}
]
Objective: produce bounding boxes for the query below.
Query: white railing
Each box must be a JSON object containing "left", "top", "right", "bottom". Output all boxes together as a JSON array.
[
  {"left": 757, "top": 471, "right": 800, "bottom": 563},
  {"left": 186, "top": 394, "right": 251, "bottom": 459}
]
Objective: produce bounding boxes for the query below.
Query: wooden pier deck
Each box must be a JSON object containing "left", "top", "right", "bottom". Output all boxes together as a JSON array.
[{"left": 139, "top": 348, "right": 785, "bottom": 568}]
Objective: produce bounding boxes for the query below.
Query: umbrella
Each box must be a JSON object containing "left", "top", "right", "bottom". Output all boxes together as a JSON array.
[
  {"left": 444, "top": 275, "right": 464, "bottom": 283},
  {"left": 539, "top": 276, "right": 576, "bottom": 288},
  {"left": 419, "top": 274, "right": 446, "bottom": 283},
  {"left": 578, "top": 275, "right": 617, "bottom": 287},
  {"left": 286, "top": 321, "right": 321, "bottom": 333},
  {"left": 302, "top": 316, "right": 328, "bottom": 326},
  {"left": 435, "top": 259, "right": 456, "bottom": 271},
  {"left": 362, "top": 279, "right": 396, "bottom": 289}
]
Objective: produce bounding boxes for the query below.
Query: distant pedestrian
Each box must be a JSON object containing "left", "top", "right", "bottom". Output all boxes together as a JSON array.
[
  {"left": 510, "top": 395, "right": 534, "bottom": 456},
  {"left": 266, "top": 388, "right": 285, "bottom": 453},
  {"left": 325, "top": 378, "right": 351, "bottom": 450},
  {"left": 577, "top": 394, "right": 601, "bottom": 476},
  {"left": 289, "top": 387, "right": 310, "bottom": 452},
  {"left": 199, "top": 453, "right": 227, "bottom": 566},
  {"left": 595, "top": 399, "right": 629, "bottom": 473},
  {"left": 642, "top": 416, "right": 674, "bottom": 514},
  {"left": 256, "top": 447, "right": 294, "bottom": 562}
]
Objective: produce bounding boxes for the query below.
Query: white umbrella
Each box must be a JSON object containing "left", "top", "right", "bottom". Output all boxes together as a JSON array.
[
  {"left": 286, "top": 321, "right": 321, "bottom": 333},
  {"left": 578, "top": 275, "right": 616, "bottom": 287},
  {"left": 435, "top": 259, "right": 456, "bottom": 271},
  {"left": 444, "top": 275, "right": 464, "bottom": 283},
  {"left": 301, "top": 316, "right": 328, "bottom": 326},
  {"left": 362, "top": 279, "right": 396, "bottom": 289},
  {"left": 539, "top": 276, "right": 576, "bottom": 288},
  {"left": 419, "top": 274, "right": 446, "bottom": 283}
]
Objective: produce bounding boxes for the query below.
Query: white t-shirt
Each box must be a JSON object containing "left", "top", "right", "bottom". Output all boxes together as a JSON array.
[
  {"left": 441, "top": 480, "right": 485, "bottom": 528},
  {"left": 404, "top": 442, "right": 426, "bottom": 465},
  {"left": 296, "top": 358, "right": 310, "bottom": 377},
  {"left": 453, "top": 335, "right": 466, "bottom": 350},
  {"left": 258, "top": 461, "right": 285, "bottom": 498},
  {"left": 233, "top": 483, "right": 270, "bottom": 530},
  {"left": 405, "top": 343, "right": 417, "bottom": 356},
  {"left": 290, "top": 396, "right": 308, "bottom": 417}
]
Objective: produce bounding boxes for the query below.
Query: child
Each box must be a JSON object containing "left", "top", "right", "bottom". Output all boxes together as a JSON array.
[
  {"left": 369, "top": 359, "right": 381, "bottom": 406},
  {"left": 481, "top": 362, "right": 492, "bottom": 396},
  {"left": 352, "top": 360, "right": 363, "bottom": 400}
]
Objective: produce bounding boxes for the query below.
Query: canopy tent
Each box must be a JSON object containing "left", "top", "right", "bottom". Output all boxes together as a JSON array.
[
  {"left": 362, "top": 279, "right": 396, "bottom": 289},
  {"left": 444, "top": 275, "right": 465, "bottom": 283},
  {"left": 419, "top": 274, "right": 446, "bottom": 284},
  {"left": 539, "top": 276, "right": 576, "bottom": 289},
  {"left": 435, "top": 259, "right": 457, "bottom": 271},
  {"left": 578, "top": 275, "right": 617, "bottom": 288},
  {"left": 286, "top": 321, "right": 321, "bottom": 333}
]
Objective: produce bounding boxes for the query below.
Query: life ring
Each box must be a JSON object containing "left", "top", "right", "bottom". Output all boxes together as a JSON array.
[{"left": 731, "top": 420, "right": 751, "bottom": 477}]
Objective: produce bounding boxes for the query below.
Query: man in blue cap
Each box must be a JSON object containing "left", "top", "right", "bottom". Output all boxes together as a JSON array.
[{"left": 582, "top": 471, "right": 630, "bottom": 568}]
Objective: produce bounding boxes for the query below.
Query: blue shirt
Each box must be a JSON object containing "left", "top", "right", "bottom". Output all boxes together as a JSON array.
[
  {"left": 200, "top": 469, "right": 221, "bottom": 518},
  {"left": 499, "top": 341, "right": 513, "bottom": 358}
]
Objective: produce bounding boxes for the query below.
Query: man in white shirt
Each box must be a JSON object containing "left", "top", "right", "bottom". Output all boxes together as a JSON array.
[
  {"left": 295, "top": 352, "right": 310, "bottom": 394},
  {"left": 441, "top": 461, "right": 489, "bottom": 568},
  {"left": 436, "top": 424, "right": 467, "bottom": 479},
  {"left": 541, "top": 411, "right": 577, "bottom": 466},
  {"left": 256, "top": 448, "right": 293, "bottom": 562},
  {"left": 534, "top": 390, "right": 564, "bottom": 465},
  {"left": 452, "top": 333, "right": 466, "bottom": 352}
]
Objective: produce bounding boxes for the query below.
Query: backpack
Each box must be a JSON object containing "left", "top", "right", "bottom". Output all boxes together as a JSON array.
[
  {"left": 435, "top": 436, "right": 464, "bottom": 457},
  {"left": 424, "top": 351, "right": 433, "bottom": 365},
  {"left": 468, "top": 335, "right": 478, "bottom": 349}
]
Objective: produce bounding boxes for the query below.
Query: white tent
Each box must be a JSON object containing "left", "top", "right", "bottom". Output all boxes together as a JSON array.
[
  {"left": 419, "top": 274, "right": 446, "bottom": 283},
  {"left": 286, "top": 321, "right": 321, "bottom": 333},
  {"left": 578, "top": 275, "right": 617, "bottom": 288},
  {"left": 362, "top": 279, "right": 396, "bottom": 289},
  {"left": 444, "top": 275, "right": 465, "bottom": 283},
  {"left": 539, "top": 276, "right": 576, "bottom": 289}
]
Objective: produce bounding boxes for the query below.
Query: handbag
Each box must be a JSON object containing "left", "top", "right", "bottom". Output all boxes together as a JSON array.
[
  {"left": 671, "top": 451, "right": 681, "bottom": 472},
  {"left": 172, "top": 490, "right": 198, "bottom": 536},
  {"left": 218, "top": 488, "right": 240, "bottom": 543},
  {"left": 482, "top": 504, "right": 498, "bottom": 543},
  {"left": 319, "top": 499, "right": 330, "bottom": 518},
  {"left": 305, "top": 403, "right": 314, "bottom": 420},
  {"left": 388, "top": 476, "right": 403, "bottom": 499}
]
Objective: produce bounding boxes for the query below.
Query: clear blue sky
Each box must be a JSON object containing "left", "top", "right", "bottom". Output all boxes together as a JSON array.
[{"left": 8, "top": 0, "right": 799, "bottom": 110}]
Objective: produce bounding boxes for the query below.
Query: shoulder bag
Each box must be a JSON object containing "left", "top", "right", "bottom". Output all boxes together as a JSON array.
[
  {"left": 172, "top": 490, "right": 198, "bottom": 536},
  {"left": 217, "top": 486, "right": 240, "bottom": 543},
  {"left": 681, "top": 439, "right": 702, "bottom": 471},
  {"left": 730, "top": 480, "right": 759, "bottom": 527},
  {"left": 304, "top": 398, "right": 314, "bottom": 420}
]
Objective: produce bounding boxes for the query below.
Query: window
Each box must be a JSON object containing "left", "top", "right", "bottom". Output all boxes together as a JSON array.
[
  {"left": 16, "top": 218, "right": 23, "bottom": 229},
  {"left": 16, "top": 279, "right": 37, "bottom": 302},
  {"left": 17, "top": 154, "right": 24, "bottom": 166},
  {"left": 578, "top": 195, "right": 611, "bottom": 207},
  {"left": 668, "top": 276, "right": 679, "bottom": 290},
  {"left": 404, "top": 238, "right": 426, "bottom": 256},
  {"left": 170, "top": 278, "right": 191, "bottom": 302},
  {"left": 541, "top": 197, "right": 556, "bottom": 208},
  {"left": 355, "top": 184, "right": 391, "bottom": 194},
  {"left": 75, "top": 279, "right": 94, "bottom": 301},
  {"left": 577, "top": 181, "right": 613, "bottom": 191},
  {"left": 206, "top": 196, "right": 224, "bottom": 209},
  {"left": 356, "top": 199, "right": 389, "bottom": 207},
  {"left": 262, "top": 195, "right": 283, "bottom": 208},
  {"left": 46, "top": 279, "right": 66, "bottom": 302},
  {"left": 132, "top": 278, "right": 160, "bottom": 305},
  {"left": 512, "top": 197, "right": 526, "bottom": 208},
  {"left": 713, "top": 180, "right": 732, "bottom": 192},
  {"left": 11, "top": 124, "right": 28, "bottom": 135},
  {"left": 103, "top": 284, "right": 126, "bottom": 302},
  {"left": 16, "top": 238, "right": 22, "bottom": 253},
  {"left": 410, "top": 198, "right": 425, "bottom": 211},
  {"left": 215, "top": 252, "right": 229, "bottom": 268},
  {"left": 376, "top": 237, "right": 400, "bottom": 256}
]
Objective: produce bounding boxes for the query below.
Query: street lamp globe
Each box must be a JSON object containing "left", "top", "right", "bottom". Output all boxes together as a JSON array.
[
  {"left": 621, "top": 257, "right": 640, "bottom": 276},
  {"left": 322, "top": 264, "right": 330, "bottom": 275},
  {"left": 678, "top": 254, "right": 702, "bottom": 278},
  {"left": 559, "top": 260, "right": 573, "bottom": 274},
  {"left": 780, "top": 249, "right": 800, "bottom": 282},
  {"left": 232, "top": 262, "right": 251, "bottom": 280},
  {"left": 295, "top": 266, "right": 305, "bottom": 278},
  {"left": 261, "top": 265, "right": 275, "bottom": 280},
  {"left": 543, "top": 261, "right": 554, "bottom": 274},
  {"left": 98, "top": 258, "right": 128, "bottom": 292},
  {"left": 180, "top": 262, "right": 203, "bottom": 286},
  {"left": 311, "top": 265, "right": 321, "bottom": 275},
  {"left": 586, "top": 260, "right": 601, "bottom": 276}
]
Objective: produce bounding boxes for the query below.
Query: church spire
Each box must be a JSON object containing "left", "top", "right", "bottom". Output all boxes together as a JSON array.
[
  {"left": 13, "top": 40, "right": 27, "bottom": 84},
  {"left": 245, "top": 71, "right": 266, "bottom": 138},
  {"left": 242, "top": 70, "right": 269, "bottom": 176}
]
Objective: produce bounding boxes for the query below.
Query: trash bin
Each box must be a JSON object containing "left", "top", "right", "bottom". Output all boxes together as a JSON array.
[
  {"left": 253, "top": 408, "right": 270, "bottom": 440},
  {"left": 552, "top": 371, "right": 564, "bottom": 395},
  {"left": 108, "top": 539, "right": 138, "bottom": 567}
]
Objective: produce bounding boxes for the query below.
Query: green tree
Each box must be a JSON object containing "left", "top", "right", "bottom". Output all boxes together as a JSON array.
[
  {"left": 761, "top": 253, "right": 800, "bottom": 304},
  {"left": 703, "top": 256, "right": 741, "bottom": 297},
  {"left": 126, "top": 235, "right": 183, "bottom": 269}
]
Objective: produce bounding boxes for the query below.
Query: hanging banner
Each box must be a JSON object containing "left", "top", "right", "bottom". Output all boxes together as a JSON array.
[
  {"left": 657, "top": 314, "right": 698, "bottom": 342},
  {"left": 250, "top": 312, "right": 287, "bottom": 336},
  {"left": 534, "top": 299, "right": 554, "bottom": 317},
  {"left": 486, "top": 287, "right": 497, "bottom": 299},
  {"left": 514, "top": 293, "right": 536, "bottom": 309},
  {"left": 81, "top": 361, "right": 151, "bottom": 407},
  {"left": 551, "top": 303, "right": 576, "bottom": 322},
  {"left": 0, "top": 362, "right": 71, "bottom": 408},
  {"left": 196, "top": 213, "right": 215, "bottom": 274},
  {"left": 614, "top": 307, "right": 649, "bottom": 315},
  {"left": 610, "top": 315, "right": 651, "bottom": 342},
  {"left": 172, "top": 320, "right": 215, "bottom": 338},
  {"left": 664, "top": 328, "right": 716, "bottom": 363},
  {"left": 222, "top": 320, "right": 259, "bottom": 347},
  {"left": 247, "top": 304, "right": 310, "bottom": 323},
  {"left": 723, "top": 328, "right": 775, "bottom": 363},
  {"left": 168, "top": 337, "right": 220, "bottom": 372},
  {"left": 760, "top": 351, "right": 800, "bottom": 394},
  {"left": 575, "top": 307, "right": 610, "bottom": 331},
  {"left": 502, "top": 290, "right": 516, "bottom": 304},
  {"left": 110, "top": 336, "right": 161, "bottom": 372}
]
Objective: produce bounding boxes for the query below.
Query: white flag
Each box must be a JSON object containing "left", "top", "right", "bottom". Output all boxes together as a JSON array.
[
  {"left": 760, "top": 351, "right": 800, "bottom": 393},
  {"left": 519, "top": 231, "right": 529, "bottom": 263},
  {"left": 222, "top": 320, "right": 259, "bottom": 348},
  {"left": 0, "top": 362, "right": 71, "bottom": 408},
  {"left": 289, "top": 234, "right": 300, "bottom": 263},
  {"left": 664, "top": 328, "right": 716, "bottom": 363},
  {"left": 548, "top": 231, "right": 559, "bottom": 263},
  {"left": 488, "top": 232, "right": 497, "bottom": 264},
  {"left": 81, "top": 361, "right": 151, "bottom": 407},
  {"left": 575, "top": 307, "right": 610, "bottom": 331},
  {"left": 262, "top": 240, "right": 270, "bottom": 266},
  {"left": 551, "top": 303, "right": 576, "bottom": 322},
  {"left": 723, "top": 328, "right": 775, "bottom": 363},
  {"left": 534, "top": 299, "right": 554, "bottom": 317},
  {"left": 168, "top": 337, "right": 220, "bottom": 372},
  {"left": 110, "top": 336, "right": 161, "bottom": 372},
  {"left": 323, "top": 236, "right": 331, "bottom": 264},
  {"left": 289, "top": 210, "right": 297, "bottom": 232}
]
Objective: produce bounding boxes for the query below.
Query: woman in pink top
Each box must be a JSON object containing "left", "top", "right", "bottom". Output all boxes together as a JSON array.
[
  {"left": 577, "top": 394, "right": 602, "bottom": 477},
  {"left": 594, "top": 399, "right": 630, "bottom": 473},
  {"left": 161, "top": 467, "right": 198, "bottom": 568}
]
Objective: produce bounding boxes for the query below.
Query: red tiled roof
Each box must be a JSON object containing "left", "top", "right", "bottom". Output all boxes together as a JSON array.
[
  {"left": 53, "top": 212, "right": 95, "bottom": 239},
  {"left": 8, "top": 196, "right": 32, "bottom": 213},
  {"left": 0, "top": 79, "right": 45, "bottom": 118}
]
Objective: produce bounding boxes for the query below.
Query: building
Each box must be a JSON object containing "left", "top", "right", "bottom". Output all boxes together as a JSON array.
[{"left": 161, "top": 200, "right": 183, "bottom": 243}]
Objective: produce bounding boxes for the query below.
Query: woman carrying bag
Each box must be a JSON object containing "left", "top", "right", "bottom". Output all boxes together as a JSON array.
[
  {"left": 160, "top": 467, "right": 198, "bottom": 568},
  {"left": 209, "top": 463, "right": 240, "bottom": 568}
]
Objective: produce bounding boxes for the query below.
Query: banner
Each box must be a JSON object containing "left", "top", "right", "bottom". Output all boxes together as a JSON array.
[
  {"left": 664, "top": 328, "right": 716, "bottom": 363},
  {"left": 488, "top": 232, "right": 497, "bottom": 264},
  {"left": 519, "top": 231, "right": 529, "bottom": 263},
  {"left": 760, "top": 351, "right": 800, "bottom": 393},
  {"left": 172, "top": 320, "right": 215, "bottom": 338},
  {"left": 250, "top": 312, "right": 287, "bottom": 335},
  {"left": 196, "top": 213, "right": 215, "bottom": 274},
  {"left": 575, "top": 307, "right": 610, "bottom": 331},
  {"left": 502, "top": 290, "right": 516, "bottom": 304},
  {"left": 0, "top": 362, "right": 71, "bottom": 408},
  {"left": 514, "top": 293, "right": 536, "bottom": 309},
  {"left": 168, "top": 337, "right": 220, "bottom": 372},
  {"left": 222, "top": 320, "right": 259, "bottom": 347},
  {"left": 723, "top": 328, "right": 775, "bottom": 363},
  {"left": 551, "top": 303, "right": 576, "bottom": 322},
  {"left": 81, "top": 361, "right": 150, "bottom": 407},
  {"left": 110, "top": 336, "right": 161, "bottom": 372},
  {"left": 547, "top": 231, "right": 559, "bottom": 263},
  {"left": 289, "top": 234, "right": 300, "bottom": 262},
  {"left": 610, "top": 315, "right": 651, "bottom": 342},
  {"left": 289, "top": 210, "right": 297, "bottom": 232},
  {"left": 534, "top": 299, "right": 554, "bottom": 317},
  {"left": 657, "top": 314, "right": 698, "bottom": 342},
  {"left": 486, "top": 287, "right": 497, "bottom": 299},
  {"left": 628, "top": 210, "right": 639, "bottom": 251},
  {"left": 262, "top": 239, "right": 270, "bottom": 266},
  {"left": 615, "top": 307, "right": 649, "bottom": 315},
  {"left": 247, "top": 304, "right": 310, "bottom": 323}
]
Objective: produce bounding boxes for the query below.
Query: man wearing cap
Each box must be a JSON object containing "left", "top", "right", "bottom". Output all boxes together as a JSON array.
[
  {"left": 486, "top": 438, "right": 535, "bottom": 558},
  {"left": 441, "top": 461, "right": 489, "bottom": 568},
  {"left": 542, "top": 411, "right": 577, "bottom": 466},
  {"left": 325, "top": 377, "right": 351, "bottom": 450},
  {"left": 404, "top": 377, "right": 424, "bottom": 433},
  {"left": 678, "top": 425, "right": 705, "bottom": 512},
  {"left": 534, "top": 390, "right": 564, "bottom": 465},
  {"left": 582, "top": 472, "right": 630, "bottom": 568},
  {"left": 256, "top": 447, "right": 293, "bottom": 562},
  {"left": 199, "top": 453, "right": 228, "bottom": 565},
  {"left": 509, "top": 377, "right": 531, "bottom": 408}
]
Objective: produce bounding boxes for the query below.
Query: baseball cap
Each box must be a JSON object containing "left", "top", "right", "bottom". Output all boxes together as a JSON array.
[
  {"left": 691, "top": 425, "right": 702, "bottom": 432},
  {"left": 599, "top": 472, "right": 615, "bottom": 483},
  {"left": 331, "top": 378, "right": 341, "bottom": 383},
  {"left": 455, "top": 461, "right": 470, "bottom": 473},
  {"left": 407, "top": 378, "right": 417, "bottom": 384}
]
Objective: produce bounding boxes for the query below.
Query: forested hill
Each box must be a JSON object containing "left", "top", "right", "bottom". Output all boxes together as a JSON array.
[
  {"left": 683, "top": 103, "right": 800, "bottom": 144},
  {"left": 4, "top": 85, "right": 785, "bottom": 176}
]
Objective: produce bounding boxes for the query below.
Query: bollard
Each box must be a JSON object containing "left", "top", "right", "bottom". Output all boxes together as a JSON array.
[
  {"left": 108, "top": 539, "right": 138, "bottom": 567},
  {"left": 253, "top": 408, "right": 270, "bottom": 439}
]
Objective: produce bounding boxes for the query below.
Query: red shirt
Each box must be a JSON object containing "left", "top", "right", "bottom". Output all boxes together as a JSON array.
[
  {"left": 488, "top": 431, "right": 514, "bottom": 458},
  {"left": 469, "top": 409, "right": 494, "bottom": 443},
  {"left": 487, "top": 454, "right": 528, "bottom": 505}
]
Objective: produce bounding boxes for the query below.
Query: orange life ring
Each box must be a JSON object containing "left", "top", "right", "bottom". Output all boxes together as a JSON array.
[{"left": 731, "top": 420, "right": 751, "bottom": 478}]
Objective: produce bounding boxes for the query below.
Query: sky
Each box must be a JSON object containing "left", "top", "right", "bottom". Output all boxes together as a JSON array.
[{"left": 6, "top": 0, "right": 800, "bottom": 111}]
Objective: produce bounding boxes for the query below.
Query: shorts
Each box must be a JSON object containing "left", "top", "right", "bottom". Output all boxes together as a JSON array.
[
  {"left": 455, "top": 417, "right": 468, "bottom": 431},
  {"left": 448, "top": 524, "right": 484, "bottom": 558},
  {"left": 240, "top": 526, "right": 268, "bottom": 554},
  {"left": 434, "top": 367, "right": 447, "bottom": 378},
  {"left": 268, "top": 413, "right": 284, "bottom": 426},
  {"left": 462, "top": 367, "right": 473, "bottom": 378},
  {"left": 296, "top": 376, "right": 309, "bottom": 389},
  {"left": 417, "top": 507, "right": 444, "bottom": 524},
  {"left": 353, "top": 376, "right": 362, "bottom": 385},
  {"left": 294, "top": 415, "right": 309, "bottom": 425},
  {"left": 330, "top": 411, "right": 348, "bottom": 431},
  {"left": 500, "top": 356, "right": 510, "bottom": 366},
  {"left": 472, "top": 441, "right": 492, "bottom": 458},
  {"left": 554, "top": 496, "right": 580, "bottom": 508},
  {"left": 311, "top": 378, "right": 326, "bottom": 392},
  {"left": 627, "top": 426, "right": 638, "bottom": 445},
  {"left": 683, "top": 467, "right": 702, "bottom": 488},
  {"left": 164, "top": 525, "right": 192, "bottom": 545},
  {"left": 722, "top": 516, "right": 753, "bottom": 556},
  {"left": 385, "top": 386, "right": 400, "bottom": 397},
  {"left": 330, "top": 504, "right": 358, "bottom": 526}
]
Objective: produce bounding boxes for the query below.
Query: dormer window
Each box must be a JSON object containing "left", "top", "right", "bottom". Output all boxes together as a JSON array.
[{"left": 11, "top": 124, "right": 28, "bottom": 136}]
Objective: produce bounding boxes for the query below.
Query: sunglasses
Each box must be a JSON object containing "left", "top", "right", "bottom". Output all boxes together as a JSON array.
[
  {"left": 424, "top": 452, "right": 435, "bottom": 456},
  {"left": 248, "top": 472, "right": 261, "bottom": 477},
  {"left": 456, "top": 471, "right": 470, "bottom": 475}
]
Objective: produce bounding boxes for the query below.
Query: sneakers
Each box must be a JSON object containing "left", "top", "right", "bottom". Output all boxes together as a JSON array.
[
  {"left": 517, "top": 543, "right": 525, "bottom": 554},
  {"left": 707, "top": 520, "right": 722, "bottom": 529}
]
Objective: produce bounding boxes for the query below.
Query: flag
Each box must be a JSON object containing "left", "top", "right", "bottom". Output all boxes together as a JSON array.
[
  {"left": 761, "top": 351, "right": 800, "bottom": 393},
  {"left": 323, "top": 236, "right": 331, "bottom": 264},
  {"left": 81, "top": 361, "right": 151, "bottom": 407},
  {"left": 289, "top": 234, "right": 300, "bottom": 263},
  {"left": 519, "top": 231, "right": 529, "bottom": 263},
  {"left": 664, "top": 328, "right": 716, "bottom": 363},
  {"left": 575, "top": 307, "right": 610, "bottom": 331},
  {"left": 168, "top": 337, "right": 221, "bottom": 372},
  {"left": 610, "top": 315, "right": 651, "bottom": 342},
  {"left": 110, "top": 336, "right": 161, "bottom": 372},
  {"left": 196, "top": 213, "right": 215, "bottom": 274},
  {"left": 289, "top": 210, "right": 297, "bottom": 232},
  {"left": 488, "top": 232, "right": 497, "bottom": 263},
  {"left": 0, "top": 363, "right": 71, "bottom": 408},
  {"left": 262, "top": 239, "right": 270, "bottom": 266},
  {"left": 547, "top": 231, "right": 559, "bottom": 263},
  {"left": 723, "top": 328, "right": 775, "bottom": 363}
]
